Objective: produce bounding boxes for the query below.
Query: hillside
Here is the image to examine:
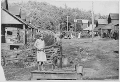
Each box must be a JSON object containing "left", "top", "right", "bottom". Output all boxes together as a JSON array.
[{"left": 2, "top": 1, "right": 107, "bottom": 31}]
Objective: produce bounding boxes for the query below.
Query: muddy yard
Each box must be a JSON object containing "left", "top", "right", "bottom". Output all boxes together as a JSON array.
[{"left": 2, "top": 37, "right": 119, "bottom": 80}]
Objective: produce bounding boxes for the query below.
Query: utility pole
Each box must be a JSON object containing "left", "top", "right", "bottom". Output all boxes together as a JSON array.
[
  {"left": 75, "top": 19, "right": 76, "bottom": 32},
  {"left": 92, "top": 1, "right": 94, "bottom": 42},
  {"left": 5, "top": 0, "right": 8, "bottom": 10},
  {"left": 74, "top": 19, "right": 77, "bottom": 37}
]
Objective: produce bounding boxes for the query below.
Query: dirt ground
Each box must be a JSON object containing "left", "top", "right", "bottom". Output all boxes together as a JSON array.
[
  {"left": 62, "top": 37, "right": 119, "bottom": 80},
  {"left": 2, "top": 37, "right": 119, "bottom": 80}
]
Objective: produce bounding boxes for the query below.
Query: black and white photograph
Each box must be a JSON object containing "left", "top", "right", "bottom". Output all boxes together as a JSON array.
[{"left": 1, "top": 0, "right": 119, "bottom": 81}]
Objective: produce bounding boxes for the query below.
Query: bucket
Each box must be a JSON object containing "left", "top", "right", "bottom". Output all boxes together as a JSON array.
[
  {"left": 75, "top": 65, "right": 83, "bottom": 74},
  {"left": 62, "top": 57, "right": 69, "bottom": 67}
]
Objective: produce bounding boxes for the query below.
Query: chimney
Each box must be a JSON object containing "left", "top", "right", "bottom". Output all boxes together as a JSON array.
[
  {"left": 5, "top": 0, "right": 8, "bottom": 10},
  {"left": 2, "top": 0, "right": 8, "bottom": 10}
]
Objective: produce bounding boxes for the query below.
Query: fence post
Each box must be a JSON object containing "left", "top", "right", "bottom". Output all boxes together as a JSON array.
[{"left": 59, "top": 43, "right": 62, "bottom": 68}]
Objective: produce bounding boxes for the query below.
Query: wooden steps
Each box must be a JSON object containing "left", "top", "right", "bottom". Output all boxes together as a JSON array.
[{"left": 30, "top": 69, "right": 82, "bottom": 80}]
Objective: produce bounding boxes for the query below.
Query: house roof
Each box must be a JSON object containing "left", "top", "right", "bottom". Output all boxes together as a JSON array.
[
  {"left": 102, "top": 21, "right": 119, "bottom": 30},
  {"left": 109, "top": 13, "right": 119, "bottom": 20},
  {"left": 2, "top": 7, "right": 35, "bottom": 29},
  {"left": 8, "top": 5, "right": 20, "bottom": 15},
  {"left": 102, "top": 23, "right": 114, "bottom": 29},
  {"left": 97, "top": 19, "right": 108, "bottom": 24},
  {"left": 77, "top": 19, "right": 88, "bottom": 23}
]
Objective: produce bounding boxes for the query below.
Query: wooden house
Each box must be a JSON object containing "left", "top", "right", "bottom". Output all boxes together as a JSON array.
[
  {"left": 1, "top": 0, "right": 36, "bottom": 50},
  {"left": 102, "top": 13, "right": 119, "bottom": 38},
  {"left": 1, "top": 7, "right": 29, "bottom": 49}
]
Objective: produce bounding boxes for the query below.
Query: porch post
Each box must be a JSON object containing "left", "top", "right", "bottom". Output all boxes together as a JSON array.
[
  {"left": 101, "top": 28, "right": 102, "bottom": 38},
  {"left": 23, "top": 24, "right": 26, "bottom": 44}
]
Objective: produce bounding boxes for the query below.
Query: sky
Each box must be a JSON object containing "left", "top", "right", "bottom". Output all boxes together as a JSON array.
[{"left": 2, "top": 0, "right": 119, "bottom": 15}]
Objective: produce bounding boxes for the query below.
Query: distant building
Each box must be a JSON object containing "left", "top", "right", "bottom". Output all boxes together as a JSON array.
[
  {"left": 83, "top": 20, "right": 98, "bottom": 31},
  {"left": 108, "top": 13, "right": 119, "bottom": 24},
  {"left": 97, "top": 19, "right": 108, "bottom": 28},
  {"left": 75, "top": 19, "right": 89, "bottom": 32},
  {"left": 102, "top": 13, "right": 119, "bottom": 31},
  {"left": 100, "top": 13, "right": 119, "bottom": 38},
  {"left": 95, "top": 19, "right": 108, "bottom": 36},
  {"left": 81, "top": 19, "right": 89, "bottom": 29}
]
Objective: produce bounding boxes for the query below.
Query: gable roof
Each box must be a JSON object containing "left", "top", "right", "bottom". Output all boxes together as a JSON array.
[
  {"left": 109, "top": 13, "right": 119, "bottom": 20},
  {"left": 2, "top": 8, "right": 22, "bottom": 24},
  {"left": 97, "top": 19, "right": 108, "bottom": 24},
  {"left": 2, "top": 7, "right": 35, "bottom": 29}
]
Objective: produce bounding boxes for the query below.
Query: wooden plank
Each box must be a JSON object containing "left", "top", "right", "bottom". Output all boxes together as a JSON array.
[{"left": 30, "top": 70, "right": 82, "bottom": 80}]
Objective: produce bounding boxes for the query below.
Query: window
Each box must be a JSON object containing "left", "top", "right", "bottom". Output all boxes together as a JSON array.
[{"left": 7, "top": 31, "right": 12, "bottom": 35}]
